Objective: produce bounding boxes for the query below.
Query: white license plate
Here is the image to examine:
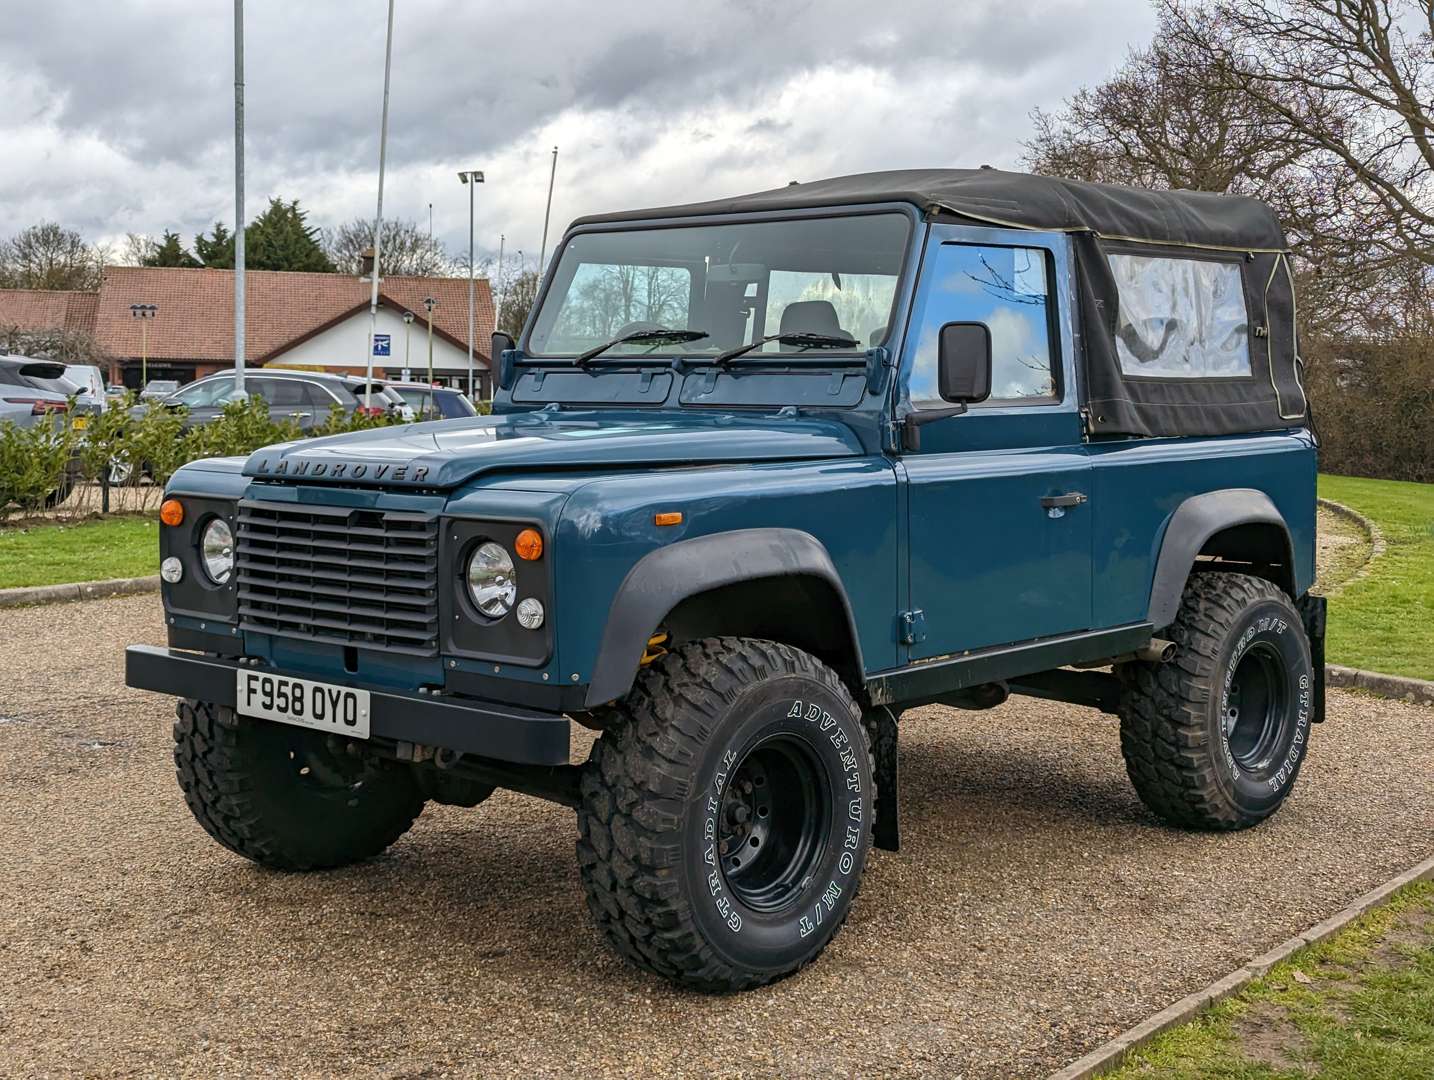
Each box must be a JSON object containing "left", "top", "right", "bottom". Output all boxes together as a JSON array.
[{"left": 235, "top": 670, "right": 371, "bottom": 739}]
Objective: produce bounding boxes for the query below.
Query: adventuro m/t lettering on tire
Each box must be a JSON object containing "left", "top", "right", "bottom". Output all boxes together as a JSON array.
[{"left": 577, "top": 637, "right": 875, "bottom": 992}]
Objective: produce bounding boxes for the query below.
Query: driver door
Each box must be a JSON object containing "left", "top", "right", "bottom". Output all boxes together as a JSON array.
[{"left": 899, "top": 227, "right": 1093, "bottom": 661}]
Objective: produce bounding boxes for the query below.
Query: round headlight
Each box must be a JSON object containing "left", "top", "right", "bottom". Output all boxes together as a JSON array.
[
  {"left": 201, "top": 518, "right": 234, "bottom": 584},
  {"left": 160, "top": 556, "right": 183, "bottom": 584},
  {"left": 467, "top": 541, "right": 516, "bottom": 618}
]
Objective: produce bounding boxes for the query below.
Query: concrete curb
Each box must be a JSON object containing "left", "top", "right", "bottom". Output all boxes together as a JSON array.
[
  {"left": 0, "top": 574, "right": 160, "bottom": 610},
  {"left": 1316, "top": 496, "right": 1386, "bottom": 593},
  {"left": 1327, "top": 664, "right": 1434, "bottom": 707},
  {"left": 1048, "top": 852, "right": 1434, "bottom": 1080}
]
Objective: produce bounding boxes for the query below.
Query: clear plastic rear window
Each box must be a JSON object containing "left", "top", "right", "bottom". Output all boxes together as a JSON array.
[{"left": 1108, "top": 253, "right": 1251, "bottom": 379}]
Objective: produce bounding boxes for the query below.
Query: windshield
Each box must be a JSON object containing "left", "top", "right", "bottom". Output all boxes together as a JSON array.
[{"left": 527, "top": 213, "right": 910, "bottom": 360}]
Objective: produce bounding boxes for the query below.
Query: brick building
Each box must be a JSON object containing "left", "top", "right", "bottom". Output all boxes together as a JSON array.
[{"left": 0, "top": 266, "right": 495, "bottom": 397}]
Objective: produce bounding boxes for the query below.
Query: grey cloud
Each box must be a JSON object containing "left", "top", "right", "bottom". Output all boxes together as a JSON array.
[{"left": 0, "top": 0, "right": 1159, "bottom": 256}]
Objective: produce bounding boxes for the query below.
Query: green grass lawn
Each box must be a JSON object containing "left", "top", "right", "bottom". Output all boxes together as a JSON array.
[
  {"left": 1318, "top": 474, "right": 1434, "bottom": 681},
  {"left": 1106, "top": 881, "right": 1434, "bottom": 1078},
  {"left": 0, "top": 515, "right": 159, "bottom": 589}
]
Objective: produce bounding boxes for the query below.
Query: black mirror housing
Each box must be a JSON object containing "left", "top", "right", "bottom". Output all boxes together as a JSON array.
[
  {"left": 492, "top": 331, "right": 517, "bottom": 391},
  {"left": 937, "top": 322, "right": 992, "bottom": 404}
]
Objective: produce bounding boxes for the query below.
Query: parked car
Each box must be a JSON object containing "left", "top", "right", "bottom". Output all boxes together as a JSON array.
[
  {"left": 386, "top": 382, "right": 480, "bottom": 420},
  {"left": 0, "top": 356, "right": 75, "bottom": 430},
  {"left": 139, "top": 369, "right": 413, "bottom": 429},
  {"left": 0, "top": 355, "right": 96, "bottom": 506},
  {"left": 140, "top": 379, "right": 181, "bottom": 401},
  {"left": 109, "top": 370, "right": 413, "bottom": 484},
  {"left": 61, "top": 364, "right": 107, "bottom": 406},
  {"left": 127, "top": 169, "right": 1324, "bottom": 992}
]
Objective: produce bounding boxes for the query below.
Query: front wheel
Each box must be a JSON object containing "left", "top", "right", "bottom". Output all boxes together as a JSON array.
[
  {"left": 578, "top": 638, "right": 875, "bottom": 991},
  {"left": 1118, "top": 572, "right": 1314, "bottom": 830},
  {"left": 173, "top": 699, "right": 425, "bottom": 870}
]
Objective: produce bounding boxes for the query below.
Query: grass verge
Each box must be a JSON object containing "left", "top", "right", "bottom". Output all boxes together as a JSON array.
[
  {"left": 1106, "top": 880, "right": 1434, "bottom": 1078},
  {"left": 1318, "top": 474, "right": 1434, "bottom": 681},
  {"left": 0, "top": 514, "right": 159, "bottom": 589}
]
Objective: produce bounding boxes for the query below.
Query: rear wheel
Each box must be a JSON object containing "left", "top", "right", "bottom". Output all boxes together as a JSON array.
[
  {"left": 1118, "top": 572, "right": 1314, "bottom": 830},
  {"left": 173, "top": 699, "right": 425, "bottom": 870},
  {"left": 578, "top": 637, "right": 875, "bottom": 991}
]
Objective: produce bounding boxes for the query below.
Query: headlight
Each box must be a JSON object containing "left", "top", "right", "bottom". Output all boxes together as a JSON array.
[
  {"left": 201, "top": 518, "right": 234, "bottom": 584},
  {"left": 466, "top": 541, "right": 516, "bottom": 618}
]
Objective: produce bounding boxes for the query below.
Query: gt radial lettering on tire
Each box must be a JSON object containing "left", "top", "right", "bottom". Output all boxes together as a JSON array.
[{"left": 577, "top": 637, "right": 875, "bottom": 992}]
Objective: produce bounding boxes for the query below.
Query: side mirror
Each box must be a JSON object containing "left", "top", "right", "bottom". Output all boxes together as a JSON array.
[
  {"left": 937, "top": 322, "right": 992, "bottom": 404},
  {"left": 491, "top": 331, "right": 516, "bottom": 391}
]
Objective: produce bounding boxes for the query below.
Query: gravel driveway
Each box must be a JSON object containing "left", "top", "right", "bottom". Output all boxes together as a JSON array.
[{"left": 1, "top": 596, "right": 1430, "bottom": 1079}]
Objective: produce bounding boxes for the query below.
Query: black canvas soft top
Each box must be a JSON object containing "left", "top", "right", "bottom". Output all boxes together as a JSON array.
[
  {"left": 572, "top": 168, "right": 1291, "bottom": 254},
  {"left": 573, "top": 168, "right": 1306, "bottom": 439}
]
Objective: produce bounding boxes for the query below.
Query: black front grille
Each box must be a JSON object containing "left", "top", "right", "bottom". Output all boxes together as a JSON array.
[{"left": 236, "top": 501, "right": 440, "bottom": 656}]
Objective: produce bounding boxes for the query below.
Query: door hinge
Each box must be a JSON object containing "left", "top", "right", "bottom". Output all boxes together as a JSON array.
[{"left": 898, "top": 609, "right": 927, "bottom": 646}]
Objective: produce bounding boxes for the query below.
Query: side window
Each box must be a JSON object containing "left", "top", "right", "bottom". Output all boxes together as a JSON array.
[
  {"left": 263, "top": 379, "right": 308, "bottom": 406},
  {"left": 1107, "top": 253, "right": 1250, "bottom": 378},
  {"left": 908, "top": 244, "right": 1056, "bottom": 405},
  {"left": 173, "top": 376, "right": 234, "bottom": 407},
  {"left": 437, "top": 393, "right": 466, "bottom": 419}
]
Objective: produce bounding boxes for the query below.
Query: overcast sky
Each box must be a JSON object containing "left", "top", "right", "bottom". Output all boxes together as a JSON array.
[{"left": 0, "top": 0, "right": 1157, "bottom": 272}]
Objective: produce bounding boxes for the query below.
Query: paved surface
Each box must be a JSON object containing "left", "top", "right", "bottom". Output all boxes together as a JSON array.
[{"left": 1, "top": 596, "right": 1431, "bottom": 1079}]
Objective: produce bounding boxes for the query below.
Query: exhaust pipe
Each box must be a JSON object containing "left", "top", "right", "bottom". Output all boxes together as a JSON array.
[
  {"left": 1077, "top": 638, "right": 1177, "bottom": 668},
  {"left": 1135, "top": 638, "right": 1176, "bottom": 664}
]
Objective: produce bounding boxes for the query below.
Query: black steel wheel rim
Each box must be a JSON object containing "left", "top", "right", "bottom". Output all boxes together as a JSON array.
[
  {"left": 1224, "top": 641, "right": 1289, "bottom": 770},
  {"left": 718, "top": 734, "right": 829, "bottom": 913}
]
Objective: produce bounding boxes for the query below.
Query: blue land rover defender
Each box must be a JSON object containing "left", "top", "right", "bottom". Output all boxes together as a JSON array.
[{"left": 127, "top": 170, "right": 1325, "bottom": 991}]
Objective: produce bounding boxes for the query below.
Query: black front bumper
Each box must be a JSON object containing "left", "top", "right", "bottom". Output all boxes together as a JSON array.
[{"left": 125, "top": 645, "right": 571, "bottom": 765}]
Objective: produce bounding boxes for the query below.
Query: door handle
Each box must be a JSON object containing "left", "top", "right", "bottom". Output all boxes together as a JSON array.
[{"left": 1041, "top": 492, "right": 1088, "bottom": 508}]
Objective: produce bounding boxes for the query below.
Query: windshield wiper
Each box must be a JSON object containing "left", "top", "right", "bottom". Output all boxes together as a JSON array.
[
  {"left": 575, "top": 328, "right": 709, "bottom": 365},
  {"left": 712, "top": 331, "right": 859, "bottom": 367}
]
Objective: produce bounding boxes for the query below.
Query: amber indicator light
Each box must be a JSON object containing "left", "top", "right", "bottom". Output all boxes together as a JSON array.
[
  {"left": 653, "top": 511, "right": 684, "bottom": 527},
  {"left": 514, "top": 527, "right": 544, "bottom": 561},
  {"left": 159, "top": 499, "right": 184, "bottom": 527}
]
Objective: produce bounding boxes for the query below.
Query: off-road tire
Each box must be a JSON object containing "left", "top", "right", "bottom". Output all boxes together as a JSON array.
[
  {"left": 577, "top": 637, "right": 875, "bottom": 992},
  {"left": 173, "top": 698, "right": 425, "bottom": 870},
  {"left": 1118, "top": 571, "right": 1314, "bottom": 830}
]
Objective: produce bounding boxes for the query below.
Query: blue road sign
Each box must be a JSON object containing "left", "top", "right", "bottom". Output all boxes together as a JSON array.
[{"left": 373, "top": 334, "right": 392, "bottom": 357}]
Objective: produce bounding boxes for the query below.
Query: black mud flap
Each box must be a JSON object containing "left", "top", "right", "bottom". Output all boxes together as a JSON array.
[
  {"left": 865, "top": 706, "right": 899, "bottom": 851},
  {"left": 1298, "top": 593, "right": 1328, "bottom": 724}
]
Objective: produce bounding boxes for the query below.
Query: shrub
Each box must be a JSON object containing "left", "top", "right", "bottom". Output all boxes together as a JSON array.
[{"left": 0, "top": 413, "right": 76, "bottom": 517}]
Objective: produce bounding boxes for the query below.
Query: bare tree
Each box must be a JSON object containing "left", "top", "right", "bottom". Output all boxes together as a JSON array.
[
  {"left": 0, "top": 223, "right": 106, "bottom": 290},
  {"left": 1024, "top": 6, "right": 1403, "bottom": 335},
  {"left": 325, "top": 217, "right": 455, "bottom": 276},
  {"left": 497, "top": 270, "right": 540, "bottom": 339},
  {"left": 1164, "top": 0, "right": 1434, "bottom": 268}
]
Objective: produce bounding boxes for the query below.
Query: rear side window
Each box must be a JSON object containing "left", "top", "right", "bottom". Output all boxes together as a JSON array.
[
  {"left": 1108, "top": 253, "right": 1251, "bottom": 379},
  {"left": 437, "top": 392, "right": 475, "bottom": 418}
]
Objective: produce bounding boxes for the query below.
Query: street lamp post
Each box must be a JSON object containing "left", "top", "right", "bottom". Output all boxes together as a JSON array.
[
  {"left": 402, "top": 310, "right": 414, "bottom": 378},
  {"left": 422, "top": 295, "right": 437, "bottom": 395},
  {"left": 458, "top": 170, "right": 484, "bottom": 402},
  {"left": 130, "top": 303, "right": 158, "bottom": 388}
]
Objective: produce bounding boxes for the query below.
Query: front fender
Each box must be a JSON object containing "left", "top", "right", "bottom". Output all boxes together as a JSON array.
[{"left": 584, "top": 527, "right": 863, "bottom": 708}]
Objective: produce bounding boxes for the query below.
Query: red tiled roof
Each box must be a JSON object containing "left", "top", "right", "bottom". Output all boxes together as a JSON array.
[
  {"left": 95, "top": 266, "right": 494, "bottom": 363},
  {"left": 0, "top": 288, "right": 99, "bottom": 338}
]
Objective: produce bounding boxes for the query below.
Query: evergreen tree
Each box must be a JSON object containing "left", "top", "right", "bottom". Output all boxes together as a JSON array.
[
  {"left": 193, "top": 200, "right": 336, "bottom": 273},
  {"left": 246, "top": 199, "right": 335, "bottom": 273},
  {"left": 194, "top": 222, "right": 235, "bottom": 269},
  {"left": 143, "top": 230, "right": 201, "bottom": 268}
]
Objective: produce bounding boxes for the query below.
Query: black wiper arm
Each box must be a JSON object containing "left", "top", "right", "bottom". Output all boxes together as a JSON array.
[
  {"left": 713, "top": 331, "right": 858, "bottom": 367},
  {"left": 575, "top": 328, "right": 709, "bottom": 365}
]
